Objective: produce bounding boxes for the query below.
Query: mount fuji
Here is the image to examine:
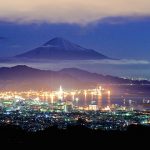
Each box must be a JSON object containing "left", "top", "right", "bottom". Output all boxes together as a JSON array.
[{"left": 16, "top": 37, "right": 109, "bottom": 60}]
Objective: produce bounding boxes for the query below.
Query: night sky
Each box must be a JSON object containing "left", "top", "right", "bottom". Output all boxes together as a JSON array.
[{"left": 0, "top": 18, "right": 150, "bottom": 60}]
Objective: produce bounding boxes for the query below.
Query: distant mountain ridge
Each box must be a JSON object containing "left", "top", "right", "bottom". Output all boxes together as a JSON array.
[
  {"left": 16, "top": 37, "right": 109, "bottom": 60},
  {"left": 0, "top": 65, "right": 149, "bottom": 91}
]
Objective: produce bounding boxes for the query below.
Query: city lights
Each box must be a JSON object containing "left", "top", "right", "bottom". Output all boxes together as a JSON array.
[{"left": 0, "top": 86, "right": 150, "bottom": 132}]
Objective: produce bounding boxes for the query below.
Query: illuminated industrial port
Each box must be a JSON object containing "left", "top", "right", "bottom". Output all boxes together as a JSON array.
[{"left": 0, "top": 86, "right": 150, "bottom": 132}]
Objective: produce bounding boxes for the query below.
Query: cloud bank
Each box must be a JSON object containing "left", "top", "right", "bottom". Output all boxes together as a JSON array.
[
  {"left": 0, "top": 0, "right": 150, "bottom": 24},
  {"left": 0, "top": 59, "right": 149, "bottom": 69},
  {"left": 88, "top": 59, "right": 150, "bottom": 65}
]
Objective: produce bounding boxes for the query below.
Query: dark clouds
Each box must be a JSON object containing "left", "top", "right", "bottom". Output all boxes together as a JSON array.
[{"left": 0, "top": 37, "right": 6, "bottom": 40}]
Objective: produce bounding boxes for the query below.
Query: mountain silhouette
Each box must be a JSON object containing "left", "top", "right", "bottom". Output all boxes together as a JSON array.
[
  {"left": 0, "top": 65, "right": 149, "bottom": 91},
  {"left": 16, "top": 37, "right": 109, "bottom": 60}
]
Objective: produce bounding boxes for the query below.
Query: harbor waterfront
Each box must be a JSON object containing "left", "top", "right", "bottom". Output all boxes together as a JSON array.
[{"left": 0, "top": 86, "right": 150, "bottom": 132}]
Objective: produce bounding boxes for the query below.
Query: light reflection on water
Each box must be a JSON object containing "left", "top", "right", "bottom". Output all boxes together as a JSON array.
[{"left": 80, "top": 95, "right": 150, "bottom": 110}]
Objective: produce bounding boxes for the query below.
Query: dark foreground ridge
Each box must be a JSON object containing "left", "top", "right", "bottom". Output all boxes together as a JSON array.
[{"left": 0, "top": 124, "right": 150, "bottom": 146}]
